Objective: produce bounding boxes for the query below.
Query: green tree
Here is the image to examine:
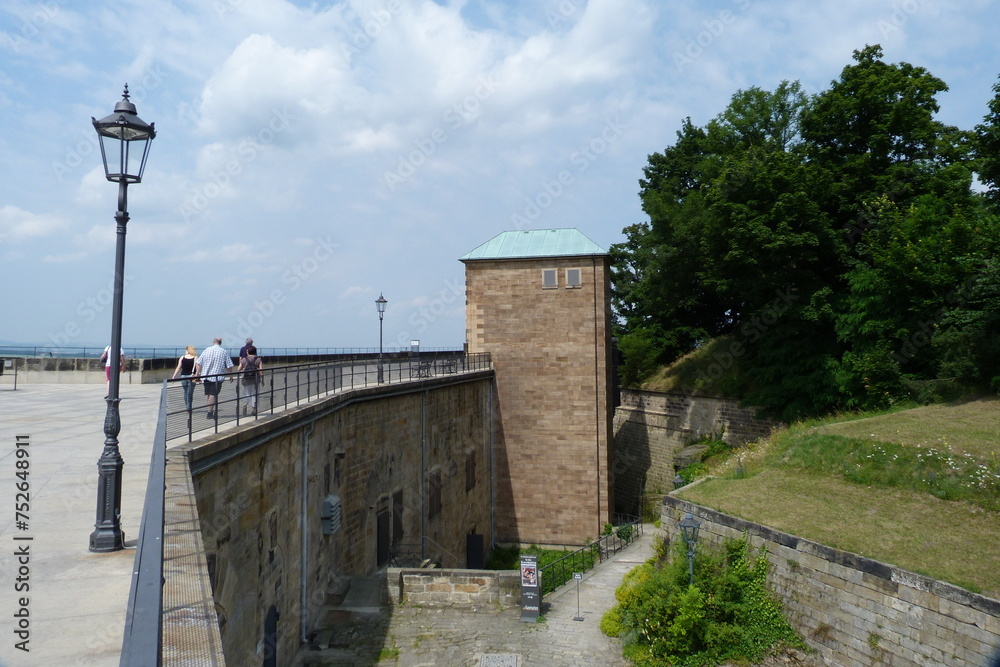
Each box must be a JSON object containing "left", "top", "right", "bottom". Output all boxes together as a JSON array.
[
  {"left": 612, "top": 46, "right": 999, "bottom": 418},
  {"left": 975, "top": 76, "right": 1000, "bottom": 204}
]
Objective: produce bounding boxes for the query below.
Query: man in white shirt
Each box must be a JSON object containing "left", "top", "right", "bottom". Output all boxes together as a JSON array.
[{"left": 195, "top": 337, "right": 234, "bottom": 419}]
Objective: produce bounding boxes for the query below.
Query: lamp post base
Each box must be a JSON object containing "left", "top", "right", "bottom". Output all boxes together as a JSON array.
[
  {"left": 90, "top": 433, "right": 125, "bottom": 552},
  {"left": 90, "top": 527, "right": 125, "bottom": 552}
]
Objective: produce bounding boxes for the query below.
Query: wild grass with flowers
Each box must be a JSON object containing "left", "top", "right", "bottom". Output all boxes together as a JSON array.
[{"left": 776, "top": 432, "right": 1000, "bottom": 510}]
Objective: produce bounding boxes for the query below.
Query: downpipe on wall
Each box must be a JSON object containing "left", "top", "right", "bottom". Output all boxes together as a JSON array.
[{"left": 300, "top": 421, "right": 315, "bottom": 644}]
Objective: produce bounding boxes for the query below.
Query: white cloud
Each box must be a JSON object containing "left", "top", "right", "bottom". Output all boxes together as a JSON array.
[
  {"left": 0, "top": 205, "right": 66, "bottom": 240},
  {"left": 174, "top": 242, "right": 263, "bottom": 263},
  {"left": 339, "top": 285, "right": 370, "bottom": 299},
  {"left": 42, "top": 251, "right": 87, "bottom": 264},
  {"left": 2, "top": 0, "right": 999, "bottom": 348},
  {"left": 197, "top": 33, "right": 353, "bottom": 139}
]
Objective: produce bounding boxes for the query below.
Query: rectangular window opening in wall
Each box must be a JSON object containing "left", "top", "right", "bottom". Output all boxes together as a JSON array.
[
  {"left": 565, "top": 268, "right": 582, "bottom": 288},
  {"left": 542, "top": 268, "right": 558, "bottom": 289},
  {"left": 466, "top": 451, "right": 476, "bottom": 492},
  {"left": 429, "top": 470, "right": 442, "bottom": 519}
]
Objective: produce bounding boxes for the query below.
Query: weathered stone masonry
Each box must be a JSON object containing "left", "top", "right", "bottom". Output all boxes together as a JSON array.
[
  {"left": 662, "top": 497, "right": 1000, "bottom": 666},
  {"left": 613, "top": 389, "right": 780, "bottom": 515},
  {"left": 464, "top": 238, "right": 614, "bottom": 547},
  {"left": 170, "top": 373, "right": 495, "bottom": 665}
]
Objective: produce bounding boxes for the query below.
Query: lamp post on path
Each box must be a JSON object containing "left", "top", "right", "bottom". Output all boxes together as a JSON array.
[
  {"left": 679, "top": 511, "right": 701, "bottom": 587},
  {"left": 89, "top": 85, "right": 155, "bottom": 552},
  {"left": 376, "top": 293, "right": 387, "bottom": 382}
]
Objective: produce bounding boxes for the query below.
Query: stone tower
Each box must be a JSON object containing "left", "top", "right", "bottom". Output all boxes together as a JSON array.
[{"left": 461, "top": 228, "right": 613, "bottom": 546}]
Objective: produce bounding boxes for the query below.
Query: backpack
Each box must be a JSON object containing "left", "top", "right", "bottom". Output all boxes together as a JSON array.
[{"left": 243, "top": 356, "right": 260, "bottom": 381}]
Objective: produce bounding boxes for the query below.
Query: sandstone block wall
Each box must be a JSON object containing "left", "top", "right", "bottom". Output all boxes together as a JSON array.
[
  {"left": 614, "top": 390, "right": 780, "bottom": 516},
  {"left": 386, "top": 569, "right": 520, "bottom": 609},
  {"left": 465, "top": 255, "right": 613, "bottom": 546},
  {"left": 661, "top": 497, "right": 1000, "bottom": 666},
  {"left": 171, "top": 374, "right": 494, "bottom": 665}
]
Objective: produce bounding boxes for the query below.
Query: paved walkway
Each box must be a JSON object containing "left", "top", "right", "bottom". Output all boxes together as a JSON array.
[
  {"left": 302, "top": 527, "right": 660, "bottom": 667},
  {"left": 391, "top": 529, "right": 656, "bottom": 667},
  {"left": 0, "top": 382, "right": 163, "bottom": 666},
  {"left": 394, "top": 529, "right": 657, "bottom": 667}
]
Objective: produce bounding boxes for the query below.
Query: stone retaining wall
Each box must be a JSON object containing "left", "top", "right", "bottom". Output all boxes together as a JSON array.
[
  {"left": 662, "top": 497, "right": 1000, "bottom": 666},
  {"left": 387, "top": 569, "right": 520, "bottom": 609},
  {"left": 168, "top": 372, "right": 495, "bottom": 665},
  {"left": 613, "top": 390, "right": 780, "bottom": 516}
]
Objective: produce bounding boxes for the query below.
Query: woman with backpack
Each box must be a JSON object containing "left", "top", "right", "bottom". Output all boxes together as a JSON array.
[{"left": 237, "top": 345, "right": 264, "bottom": 416}]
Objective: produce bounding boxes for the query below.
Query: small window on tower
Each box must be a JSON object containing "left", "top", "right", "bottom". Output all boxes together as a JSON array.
[
  {"left": 566, "top": 268, "right": 582, "bottom": 288},
  {"left": 542, "top": 269, "right": 558, "bottom": 289}
]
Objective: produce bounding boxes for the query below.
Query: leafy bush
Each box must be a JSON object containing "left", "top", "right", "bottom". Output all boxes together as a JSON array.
[
  {"left": 600, "top": 604, "right": 625, "bottom": 637},
  {"left": 602, "top": 536, "right": 804, "bottom": 666}
]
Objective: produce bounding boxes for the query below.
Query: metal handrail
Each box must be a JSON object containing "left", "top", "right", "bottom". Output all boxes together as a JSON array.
[
  {"left": 422, "top": 535, "right": 463, "bottom": 569},
  {"left": 164, "top": 352, "right": 491, "bottom": 443},
  {"left": 538, "top": 517, "right": 643, "bottom": 595},
  {"left": 119, "top": 383, "right": 167, "bottom": 666}
]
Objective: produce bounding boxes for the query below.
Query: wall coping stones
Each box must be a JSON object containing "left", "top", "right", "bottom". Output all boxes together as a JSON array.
[{"left": 387, "top": 568, "right": 520, "bottom": 609}]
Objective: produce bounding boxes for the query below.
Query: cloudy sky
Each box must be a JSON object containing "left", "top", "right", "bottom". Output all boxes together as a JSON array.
[{"left": 1, "top": 0, "right": 998, "bottom": 352}]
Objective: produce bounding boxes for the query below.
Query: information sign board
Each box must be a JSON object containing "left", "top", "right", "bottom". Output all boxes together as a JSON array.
[{"left": 519, "top": 555, "right": 540, "bottom": 622}]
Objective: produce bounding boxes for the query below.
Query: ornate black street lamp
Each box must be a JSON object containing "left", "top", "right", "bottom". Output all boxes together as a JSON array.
[
  {"left": 375, "top": 293, "right": 387, "bottom": 382},
  {"left": 679, "top": 511, "right": 701, "bottom": 586},
  {"left": 89, "top": 85, "right": 155, "bottom": 552}
]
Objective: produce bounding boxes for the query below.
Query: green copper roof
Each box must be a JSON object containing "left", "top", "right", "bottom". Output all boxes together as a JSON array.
[{"left": 460, "top": 229, "right": 607, "bottom": 261}]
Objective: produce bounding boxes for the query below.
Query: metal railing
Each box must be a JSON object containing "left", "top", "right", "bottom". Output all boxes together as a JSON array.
[
  {"left": 120, "top": 381, "right": 168, "bottom": 666},
  {"left": 389, "top": 537, "right": 463, "bottom": 570},
  {"left": 538, "top": 516, "right": 643, "bottom": 595},
  {"left": 120, "top": 351, "right": 491, "bottom": 664},
  {"left": 165, "top": 353, "right": 491, "bottom": 443}
]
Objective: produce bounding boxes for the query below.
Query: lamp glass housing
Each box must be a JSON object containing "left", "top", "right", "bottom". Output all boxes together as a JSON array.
[
  {"left": 92, "top": 88, "right": 156, "bottom": 184},
  {"left": 375, "top": 294, "right": 387, "bottom": 314},
  {"left": 679, "top": 512, "right": 701, "bottom": 545}
]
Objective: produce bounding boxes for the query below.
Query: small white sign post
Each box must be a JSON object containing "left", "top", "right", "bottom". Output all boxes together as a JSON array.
[{"left": 573, "top": 572, "right": 584, "bottom": 621}]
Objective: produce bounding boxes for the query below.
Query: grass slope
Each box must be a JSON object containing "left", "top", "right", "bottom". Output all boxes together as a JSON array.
[
  {"left": 640, "top": 336, "right": 745, "bottom": 397},
  {"left": 676, "top": 396, "right": 1000, "bottom": 597}
]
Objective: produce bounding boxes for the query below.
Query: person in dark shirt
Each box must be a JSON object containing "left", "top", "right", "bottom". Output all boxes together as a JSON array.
[{"left": 170, "top": 345, "right": 198, "bottom": 411}]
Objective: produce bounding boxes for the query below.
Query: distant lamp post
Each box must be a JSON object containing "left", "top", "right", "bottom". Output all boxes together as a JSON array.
[
  {"left": 673, "top": 473, "right": 685, "bottom": 490},
  {"left": 679, "top": 512, "right": 701, "bottom": 586},
  {"left": 375, "top": 293, "right": 387, "bottom": 382},
  {"left": 89, "top": 85, "right": 155, "bottom": 553}
]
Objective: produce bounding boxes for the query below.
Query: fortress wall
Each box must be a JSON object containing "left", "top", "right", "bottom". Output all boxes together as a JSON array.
[
  {"left": 613, "top": 389, "right": 780, "bottom": 516},
  {"left": 166, "top": 374, "right": 494, "bottom": 665},
  {"left": 661, "top": 497, "right": 1000, "bottom": 666}
]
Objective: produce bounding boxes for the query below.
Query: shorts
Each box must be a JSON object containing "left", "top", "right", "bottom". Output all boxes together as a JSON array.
[
  {"left": 203, "top": 381, "right": 223, "bottom": 397},
  {"left": 105, "top": 366, "right": 111, "bottom": 381}
]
